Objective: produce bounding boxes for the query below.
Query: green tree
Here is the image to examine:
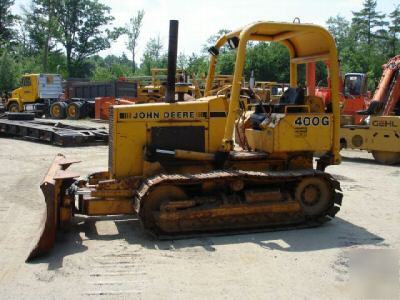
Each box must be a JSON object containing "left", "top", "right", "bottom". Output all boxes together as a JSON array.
[
  {"left": 119, "top": 53, "right": 132, "bottom": 66},
  {"left": 146, "top": 36, "right": 163, "bottom": 60},
  {"left": 352, "top": 0, "right": 388, "bottom": 45},
  {"left": 243, "top": 42, "right": 290, "bottom": 83},
  {"left": 202, "top": 29, "right": 235, "bottom": 76},
  {"left": 326, "top": 15, "right": 350, "bottom": 52},
  {"left": 0, "top": 51, "right": 18, "bottom": 94},
  {"left": 124, "top": 10, "right": 144, "bottom": 73},
  {"left": 186, "top": 53, "right": 208, "bottom": 77},
  {"left": 203, "top": 29, "right": 230, "bottom": 54},
  {"left": 0, "top": 0, "right": 17, "bottom": 51},
  {"left": 91, "top": 65, "right": 114, "bottom": 81},
  {"left": 325, "top": 4, "right": 395, "bottom": 90},
  {"left": 24, "top": 0, "right": 60, "bottom": 72},
  {"left": 140, "top": 36, "right": 165, "bottom": 74},
  {"left": 90, "top": 53, "right": 135, "bottom": 81},
  {"left": 217, "top": 50, "right": 236, "bottom": 75},
  {"left": 388, "top": 5, "right": 400, "bottom": 56},
  {"left": 13, "top": 19, "right": 33, "bottom": 57},
  {"left": 54, "top": 0, "right": 120, "bottom": 77},
  {"left": 177, "top": 52, "right": 187, "bottom": 70}
]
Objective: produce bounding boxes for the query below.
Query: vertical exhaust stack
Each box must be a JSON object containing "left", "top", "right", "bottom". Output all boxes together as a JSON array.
[{"left": 165, "top": 20, "right": 179, "bottom": 103}]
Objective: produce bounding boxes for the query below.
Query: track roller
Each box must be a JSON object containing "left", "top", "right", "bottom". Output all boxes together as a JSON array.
[{"left": 136, "top": 170, "right": 342, "bottom": 237}]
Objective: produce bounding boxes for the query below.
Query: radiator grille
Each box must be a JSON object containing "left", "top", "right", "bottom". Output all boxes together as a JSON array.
[
  {"left": 108, "top": 106, "right": 114, "bottom": 175},
  {"left": 151, "top": 126, "right": 205, "bottom": 152}
]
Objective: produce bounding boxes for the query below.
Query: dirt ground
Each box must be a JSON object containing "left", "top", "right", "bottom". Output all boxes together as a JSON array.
[{"left": 0, "top": 125, "right": 399, "bottom": 299}]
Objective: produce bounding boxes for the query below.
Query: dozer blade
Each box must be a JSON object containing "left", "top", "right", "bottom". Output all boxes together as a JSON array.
[{"left": 26, "top": 154, "right": 79, "bottom": 262}]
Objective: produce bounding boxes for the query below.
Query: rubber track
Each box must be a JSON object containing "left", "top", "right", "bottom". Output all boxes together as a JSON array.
[{"left": 135, "top": 169, "right": 343, "bottom": 237}]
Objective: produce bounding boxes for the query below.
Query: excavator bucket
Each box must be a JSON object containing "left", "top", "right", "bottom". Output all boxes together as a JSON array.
[{"left": 26, "top": 154, "right": 80, "bottom": 262}]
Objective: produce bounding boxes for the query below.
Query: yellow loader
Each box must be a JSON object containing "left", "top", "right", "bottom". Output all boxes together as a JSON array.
[{"left": 28, "top": 20, "right": 343, "bottom": 261}]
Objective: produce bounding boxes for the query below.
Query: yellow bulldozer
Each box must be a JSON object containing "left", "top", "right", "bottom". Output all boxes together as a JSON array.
[
  {"left": 253, "top": 81, "right": 289, "bottom": 102},
  {"left": 28, "top": 20, "right": 343, "bottom": 261},
  {"left": 136, "top": 68, "right": 200, "bottom": 102}
]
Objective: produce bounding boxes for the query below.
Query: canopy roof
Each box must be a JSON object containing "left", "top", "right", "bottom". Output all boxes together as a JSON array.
[{"left": 216, "top": 21, "right": 337, "bottom": 64}]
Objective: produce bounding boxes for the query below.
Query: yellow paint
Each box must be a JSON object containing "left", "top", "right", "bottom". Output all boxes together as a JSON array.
[
  {"left": 136, "top": 68, "right": 198, "bottom": 103},
  {"left": 84, "top": 198, "right": 134, "bottom": 215},
  {"left": 246, "top": 114, "right": 333, "bottom": 153},
  {"left": 9, "top": 74, "right": 39, "bottom": 110},
  {"left": 110, "top": 97, "right": 227, "bottom": 177},
  {"left": 340, "top": 116, "right": 400, "bottom": 152},
  {"left": 203, "top": 21, "right": 341, "bottom": 162},
  {"left": 8, "top": 74, "right": 60, "bottom": 110},
  {"left": 110, "top": 21, "right": 342, "bottom": 179}
]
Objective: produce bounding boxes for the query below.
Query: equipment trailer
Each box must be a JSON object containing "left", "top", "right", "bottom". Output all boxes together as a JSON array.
[{"left": 0, "top": 114, "right": 108, "bottom": 146}]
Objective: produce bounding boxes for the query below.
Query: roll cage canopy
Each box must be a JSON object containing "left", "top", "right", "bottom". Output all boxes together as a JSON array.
[
  {"left": 205, "top": 21, "right": 339, "bottom": 91},
  {"left": 204, "top": 21, "right": 341, "bottom": 164}
]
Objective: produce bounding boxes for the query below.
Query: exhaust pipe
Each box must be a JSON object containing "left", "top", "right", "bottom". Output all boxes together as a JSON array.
[{"left": 165, "top": 20, "right": 179, "bottom": 103}]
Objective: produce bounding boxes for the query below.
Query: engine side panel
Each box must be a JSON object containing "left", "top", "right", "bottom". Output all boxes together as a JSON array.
[
  {"left": 110, "top": 97, "right": 227, "bottom": 178},
  {"left": 246, "top": 113, "right": 333, "bottom": 153}
]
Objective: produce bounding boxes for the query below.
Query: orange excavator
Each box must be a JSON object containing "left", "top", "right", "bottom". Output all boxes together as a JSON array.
[
  {"left": 360, "top": 55, "right": 400, "bottom": 117},
  {"left": 314, "top": 62, "right": 371, "bottom": 125}
]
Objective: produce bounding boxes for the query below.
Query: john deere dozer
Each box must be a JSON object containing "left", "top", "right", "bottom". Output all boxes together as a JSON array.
[{"left": 28, "top": 20, "right": 343, "bottom": 261}]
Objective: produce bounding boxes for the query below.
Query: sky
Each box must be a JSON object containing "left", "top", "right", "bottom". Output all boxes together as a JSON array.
[{"left": 12, "top": 0, "right": 398, "bottom": 64}]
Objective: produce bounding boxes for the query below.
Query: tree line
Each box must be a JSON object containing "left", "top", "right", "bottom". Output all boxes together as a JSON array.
[{"left": 0, "top": 0, "right": 399, "bottom": 95}]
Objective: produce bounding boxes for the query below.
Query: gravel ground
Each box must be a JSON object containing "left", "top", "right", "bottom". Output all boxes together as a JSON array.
[{"left": 0, "top": 123, "right": 399, "bottom": 299}]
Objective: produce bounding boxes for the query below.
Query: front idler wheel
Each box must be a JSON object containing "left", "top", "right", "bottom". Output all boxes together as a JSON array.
[
  {"left": 139, "top": 185, "right": 188, "bottom": 235},
  {"left": 295, "top": 177, "right": 332, "bottom": 216}
]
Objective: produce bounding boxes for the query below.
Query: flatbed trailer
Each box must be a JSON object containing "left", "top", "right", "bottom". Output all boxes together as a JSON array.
[{"left": 0, "top": 116, "right": 108, "bottom": 146}]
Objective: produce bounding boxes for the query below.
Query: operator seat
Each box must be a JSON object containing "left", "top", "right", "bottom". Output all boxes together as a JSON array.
[
  {"left": 250, "top": 87, "right": 305, "bottom": 129},
  {"left": 274, "top": 87, "right": 305, "bottom": 112}
]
